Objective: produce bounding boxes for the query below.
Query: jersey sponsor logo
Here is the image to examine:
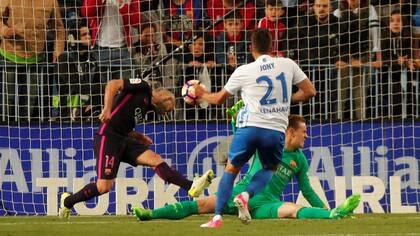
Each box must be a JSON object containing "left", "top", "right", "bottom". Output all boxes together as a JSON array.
[
  {"left": 134, "top": 107, "right": 143, "bottom": 124},
  {"left": 277, "top": 164, "right": 292, "bottom": 178},
  {"left": 129, "top": 78, "right": 142, "bottom": 84}
]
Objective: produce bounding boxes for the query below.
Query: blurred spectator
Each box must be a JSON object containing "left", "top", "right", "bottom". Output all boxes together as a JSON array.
[
  {"left": 284, "top": 0, "right": 314, "bottom": 28},
  {"left": 132, "top": 23, "right": 169, "bottom": 89},
  {"left": 334, "top": 0, "right": 381, "bottom": 120},
  {"left": 161, "top": 0, "right": 208, "bottom": 47},
  {"left": 380, "top": 9, "right": 415, "bottom": 118},
  {"left": 0, "top": 0, "right": 65, "bottom": 121},
  {"left": 413, "top": 0, "right": 420, "bottom": 66},
  {"left": 334, "top": 0, "right": 380, "bottom": 59},
  {"left": 375, "top": 0, "right": 415, "bottom": 25},
  {"left": 179, "top": 32, "right": 216, "bottom": 120},
  {"left": 140, "top": 0, "right": 159, "bottom": 12},
  {"left": 215, "top": 14, "right": 252, "bottom": 73},
  {"left": 81, "top": 0, "right": 140, "bottom": 81},
  {"left": 257, "top": 0, "right": 287, "bottom": 57},
  {"left": 51, "top": 20, "right": 101, "bottom": 122},
  {"left": 288, "top": 0, "right": 346, "bottom": 120},
  {"left": 206, "top": 0, "right": 256, "bottom": 38},
  {"left": 57, "top": 0, "right": 83, "bottom": 29},
  {"left": 182, "top": 32, "right": 216, "bottom": 73}
]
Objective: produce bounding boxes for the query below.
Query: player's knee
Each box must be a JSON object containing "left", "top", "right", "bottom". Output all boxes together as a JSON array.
[
  {"left": 96, "top": 181, "right": 113, "bottom": 194},
  {"left": 150, "top": 154, "right": 164, "bottom": 167},
  {"left": 197, "top": 196, "right": 216, "bottom": 214},
  {"left": 225, "top": 163, "right": 240, "bottom": 175},
  {"left": 136, "top": 150, "right": 164, "bottom": 167},
  {"left": 277, "top": 202, "right": 301, "bottom": 219}
]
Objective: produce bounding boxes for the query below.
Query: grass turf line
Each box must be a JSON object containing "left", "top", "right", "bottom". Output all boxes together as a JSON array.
[{"left": 0, "top": 214, "right": 419, "bottom": 236}]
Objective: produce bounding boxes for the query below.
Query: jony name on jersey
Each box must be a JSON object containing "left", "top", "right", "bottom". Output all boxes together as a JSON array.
[{"left": 260, "top": 62, "right": 275, "bottom": 71}]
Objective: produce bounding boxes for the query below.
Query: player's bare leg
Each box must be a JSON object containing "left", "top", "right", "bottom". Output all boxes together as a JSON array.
[
  {"left": 277, "top": 202, "right": 304, "bottom": 218},
  {"left": 136, "top": 150, "right": 213, "bottom": 197},
  {"left": 197, "top": 195, "right": 217, "bottom": 214}
]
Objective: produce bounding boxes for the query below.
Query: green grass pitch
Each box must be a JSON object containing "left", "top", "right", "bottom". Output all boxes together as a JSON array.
[{"left": 1, "top": 214, "right": 419, "bottom": 236}]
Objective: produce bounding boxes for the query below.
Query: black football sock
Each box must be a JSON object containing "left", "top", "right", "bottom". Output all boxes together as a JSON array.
[
  {"left": 64, "top": 182, "right": 101, "bottom": 209},
  {"left": 154, "top": 162, "right": 193, "bottom": 191}
]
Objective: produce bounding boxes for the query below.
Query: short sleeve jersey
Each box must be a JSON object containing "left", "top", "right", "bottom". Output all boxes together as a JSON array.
[
  {"left": 98, "top": 79, "right": 153, "bottom": 136},
  {"left": 224, "top": 55, "right": 307, "bottom": 133}
]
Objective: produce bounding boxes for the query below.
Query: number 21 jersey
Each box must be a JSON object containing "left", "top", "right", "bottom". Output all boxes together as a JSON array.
[{"left": 224, "top": 55, "right": 307, "bottom": 133}]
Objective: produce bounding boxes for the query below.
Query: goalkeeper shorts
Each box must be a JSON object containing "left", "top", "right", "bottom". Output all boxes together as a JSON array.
[{"left": 249, "top": 194, "right": 284, "bottom": 219}]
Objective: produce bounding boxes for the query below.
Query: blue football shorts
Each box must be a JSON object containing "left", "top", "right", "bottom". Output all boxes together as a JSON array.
[{"left": 228, "top": 126, "right": 285, "bottom": 169}]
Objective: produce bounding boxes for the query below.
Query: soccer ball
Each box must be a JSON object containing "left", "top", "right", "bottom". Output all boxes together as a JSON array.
[{"left": 181, "top": 80, "right": 207, "bottom": 105}]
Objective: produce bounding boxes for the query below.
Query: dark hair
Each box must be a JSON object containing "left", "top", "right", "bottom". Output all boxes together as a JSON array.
[
  {"left": 68, "top": 18, "right": 88, "bottom": 40},
  {"left": 266, "top": 0, "right": 283, "bottom": 7},
  {"left": 288, "top": 115, "right": 306, "bottom": 130},
  {"left": 388, "top": 9, "right": 411, "bottom": 37},
  {"left": 191, "top": 30, "right": 205, "bottom": 41},
  {"left": 140, "top": 22, "right": 158, "bottom": 34},
  {"left": 381, "top": 8, "right": 411, "bottom": 39},
  {"left": 339, "top": 0, "right": 368, "bottom": 10},
  {"left": 251, "top": 28, "right": 272, "bottom": 54}
]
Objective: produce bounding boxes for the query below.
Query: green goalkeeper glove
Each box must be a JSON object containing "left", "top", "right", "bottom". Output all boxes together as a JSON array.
[{"left": 226, "top": 100, "right": 244, "bottom": 118}]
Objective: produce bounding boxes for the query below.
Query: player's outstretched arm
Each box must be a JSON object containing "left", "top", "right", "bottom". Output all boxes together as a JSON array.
[
  {"left": 291, "top": 78, "right": 316, "bottom": 104},
  {"left": 99, "top": 79, "right": 124, "bottom": 123},
  {"left": 194, "top": 85, "right": 232, "bottom": 105}
]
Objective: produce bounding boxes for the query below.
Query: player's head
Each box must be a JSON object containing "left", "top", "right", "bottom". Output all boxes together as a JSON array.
[
  {"left": 286, "top": 114, "right": 307, "bottom": 149},
  {"left": 313, "top": 0, "right": 331, "bottom": 22},
  {"left": 251, "top": 28, "right": 272, "bottom": 56},
  {"left": 151, "top": 88, "right": 176, "bottom": 115},
  {"left": 265, "top": 0, "right": 284, "bottom": 22}
]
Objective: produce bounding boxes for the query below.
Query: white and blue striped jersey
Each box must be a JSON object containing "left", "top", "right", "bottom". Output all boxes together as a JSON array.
[{"left": 224, "top": 55, "right": 307, "bottom": 133}]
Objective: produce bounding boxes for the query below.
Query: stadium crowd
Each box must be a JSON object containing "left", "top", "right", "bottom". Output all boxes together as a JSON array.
[{"left": 0, "top": 0, "right": 419, "bottom": 122}]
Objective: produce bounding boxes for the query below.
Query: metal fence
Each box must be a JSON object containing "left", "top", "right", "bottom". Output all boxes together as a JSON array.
[{"left": 0, "top": 63, "right": 418, "bottom": 122}]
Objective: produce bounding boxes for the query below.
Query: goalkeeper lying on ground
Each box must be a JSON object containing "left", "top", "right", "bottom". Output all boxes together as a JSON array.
[{"left": 132, "top": 102, "right": 360, "bottom": 223}]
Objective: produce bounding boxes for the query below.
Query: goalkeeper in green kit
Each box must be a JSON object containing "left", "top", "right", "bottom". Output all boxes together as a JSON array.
[{"left": 132, "top": 101, "right": 360, "bottom": 223}]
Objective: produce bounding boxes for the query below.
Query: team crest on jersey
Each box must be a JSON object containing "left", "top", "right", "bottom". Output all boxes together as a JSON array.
[
  {"left": 129, "top": 78, "right": 142, "bottom": 84},
  {"left": 290, "top": 160, "right": 297, "bottom": 168}
]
